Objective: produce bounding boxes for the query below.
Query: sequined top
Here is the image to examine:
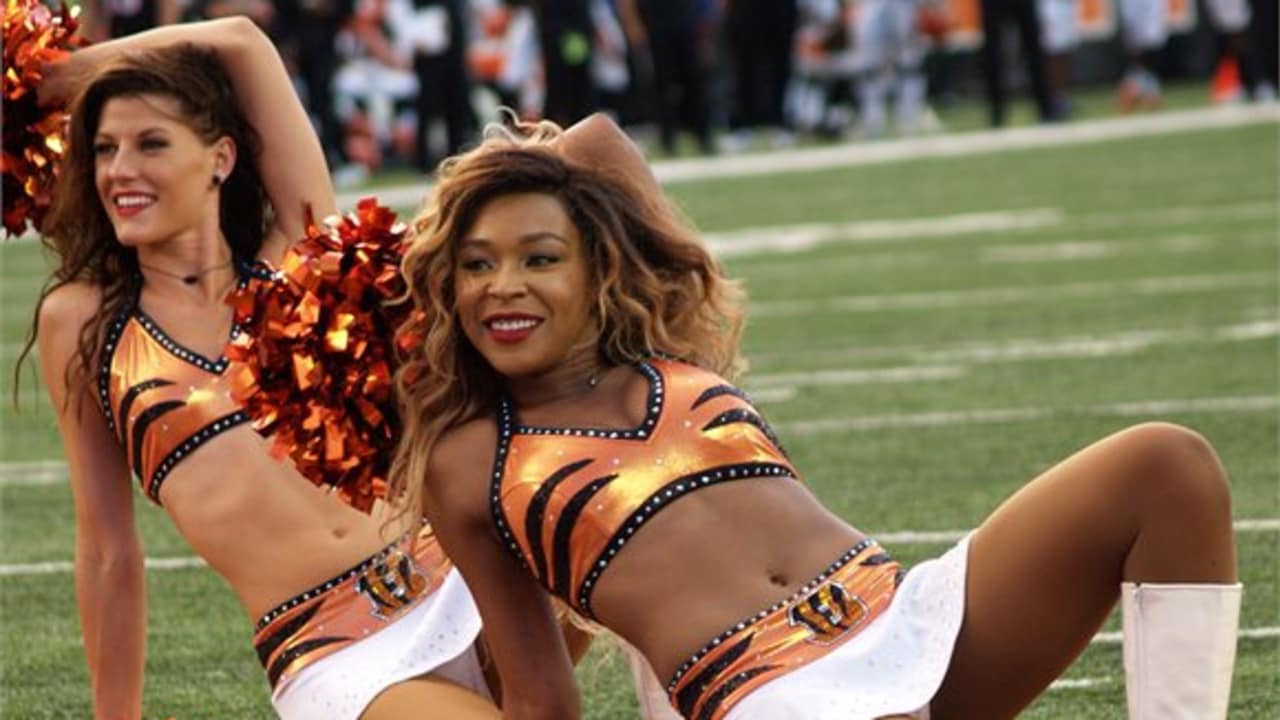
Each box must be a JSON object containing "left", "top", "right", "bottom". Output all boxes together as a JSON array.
[
  {"left": 97, "top": 268, "right": 266, "bottom": 505},
  {"left": 490, "top": 358, "right": 799, "bottom": 618}
]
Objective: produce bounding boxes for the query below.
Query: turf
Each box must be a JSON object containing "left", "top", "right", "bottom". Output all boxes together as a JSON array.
[{"left": 1, "top": 118, "right": 1275, "bottom": 718}]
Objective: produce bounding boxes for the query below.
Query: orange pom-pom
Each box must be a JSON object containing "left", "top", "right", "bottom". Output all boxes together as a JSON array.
[
  {"left": 2, "top": 0, "right": 84, "bottom": 237},
  {"left": 225, "top": 198, "right": 412, "bottom": 513}
]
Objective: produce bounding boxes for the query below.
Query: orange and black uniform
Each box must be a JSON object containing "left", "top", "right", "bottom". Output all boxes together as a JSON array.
[
  {"left": 490, "top": 358, "right": 902, "bottom": 720},
  {"left": 97, "top": 267, "right": 268, "bottom": 505},
  {"left": 96, "top": 263, "right": 451, "bottom": 691}
]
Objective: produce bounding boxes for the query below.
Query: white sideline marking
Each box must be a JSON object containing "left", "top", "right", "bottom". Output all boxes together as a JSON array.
[
  {"left": 704, "top": 208, "right": 1063, "bottom": 258},
  {"left": 0, "top": 556, "right": 207, "bottom": 576},
  {"left": 746, "top": 321, "right": 1278, "bottom": 403},
  {"left": 751, "top": 272, "right": 1272, "bottom": 317},
  {"left": 749, "top": 318, "right": 1280, "bottom": 368},
  {"left": 0, "top": 460, "right": 66, "bottom": 474},
  {"left": 875, "top": 519, "right": 1279, "bottom": 546},
  {"left": 777, "top": 394, "right": 1278, "bottom": 435},
  {"left": 979, "top": 234, "right": 1215, "bottom": 263},
  {"left": 1091, "top": 627, "right": 1280, "bottom": 644},
  {"left": 1, "top": 519, "right": 1274, "bottom": 576},
  {"left": 340, "top": 106, "right": 1279, "bottom": 209},
  {"left": 747, "top": 365, "right": 967, "bottom": 389},
  {"left": 1072, "top": 201, "right": 1276, "bottom": 232},
  {"left": 1049, "top": 676, "right": 1113, "bottom": 690}
]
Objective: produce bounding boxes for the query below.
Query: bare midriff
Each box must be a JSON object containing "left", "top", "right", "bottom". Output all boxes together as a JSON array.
[
  {"left": 154, "top": 424, "right": 413, "bottom": 619},
  {"left": 586, "top": 475, "right": 867, "bottom": 682}
]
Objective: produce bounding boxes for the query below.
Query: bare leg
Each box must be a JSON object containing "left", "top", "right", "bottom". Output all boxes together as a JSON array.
[
  {"left": 361, "top": 673, "right": 500, "bottom": 719},
  {"left": 930, "top": 422, "right": 1236, "bottom": 719}
]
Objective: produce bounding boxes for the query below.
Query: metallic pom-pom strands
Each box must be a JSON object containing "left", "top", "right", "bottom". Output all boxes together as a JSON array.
[
  {"left": 2, "top": 0, "right": 83, "bottom": 237},
  {"left": 224, "top": 199, "right": 411, "bottom": 513}
]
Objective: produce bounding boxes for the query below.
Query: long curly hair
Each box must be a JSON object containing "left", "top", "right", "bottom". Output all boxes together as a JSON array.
[
  {"left": 17, "top": 43, "right": 268, "bottom": 407},
  {"left": 391, "top": 120, "right": 745, "bottom": 504}
]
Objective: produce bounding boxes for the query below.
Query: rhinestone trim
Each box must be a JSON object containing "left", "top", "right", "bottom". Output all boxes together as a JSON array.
[
  {"left": 145, "top": 410, "right": 251, "bottom": 504},
  {"left": 489, "top": 361, "right": 666, "bottom": 582},
  {"left": 254, "top": 523, "right": 422, "bottom": 631},
  {"left": 97, "top": 302, "right": 135, "bottom": 435},
  {"left": 575, "top": 461, "right": 797, "bottom": 617},
  {"left": 665, "top": 538, "right": 878, "bottom": 693}
]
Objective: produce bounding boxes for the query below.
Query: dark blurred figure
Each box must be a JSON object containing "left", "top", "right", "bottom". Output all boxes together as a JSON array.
[
  {"left": 277, "top": 0, "right": 357, "bottom": 167},
  {"left": 1115, "top": 0, "right": 1166, "bottom": 111},
  {"left": 531, "top": 0, "right": 596, "bottom": 124},
  {"left": 618, "top": 0, "right": 714, "bottom": 154},
  {"left": 978, "top": 0, "right": 1056, "bottom": 126},
  {"left": 1205, "top": 0, "right": 1275, "bottom": 101},
  {"left": 185, "top": 0, "right": 279, "bottom": 36},
  {"left": 724, "top": 0, "right": 798, "bottom": 149},
  {"left": 1037, "top": 0, "right": 1077, "bottom": 119},
  {"left": 394, "top": 0, "right": 477, "bottom": 170},
  {"left": 1253, "top": 0, "right": 1279, "bottom": 93},
  {"left": 80, "top": 0, "right": 180, "bottom": 39}
]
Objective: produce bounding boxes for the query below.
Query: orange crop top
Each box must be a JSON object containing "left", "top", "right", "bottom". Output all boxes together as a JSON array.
[
  {"left": 97, "top": 265, "right": 267, "bottom": 505},
  {"left": 490, "top": 358, "right": 799, "bottom": 618}
]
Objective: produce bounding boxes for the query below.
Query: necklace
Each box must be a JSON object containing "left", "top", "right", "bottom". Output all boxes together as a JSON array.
[{"left": 139, "top": 260, "right": 234, "bottom": 285}]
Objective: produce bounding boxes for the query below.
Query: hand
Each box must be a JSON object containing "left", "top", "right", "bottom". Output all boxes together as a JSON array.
[{"left": 35, "top": 54, "right": 87, "bottom": 108}]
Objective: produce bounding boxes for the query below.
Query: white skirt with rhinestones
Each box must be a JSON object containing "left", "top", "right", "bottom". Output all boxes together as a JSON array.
[
  {"left": 270, "top": 568, "right": 488, "bottom": 720},
  {"left": 724, "top": 535, "right": 972, "bottom": 720}
]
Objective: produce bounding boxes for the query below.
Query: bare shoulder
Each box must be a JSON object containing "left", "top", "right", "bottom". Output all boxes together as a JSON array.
[
  {"left": 429, "top": 416, "right": 499, "bottom": 485},
  {"left": 36, "top": 282, "right": 106, "bottom": 368},
  {"left": 37, "top": 281, "right": 103, "bottom": 336},
  {"left": 422, "top": 415, "right": 500, "bottom": 520}
]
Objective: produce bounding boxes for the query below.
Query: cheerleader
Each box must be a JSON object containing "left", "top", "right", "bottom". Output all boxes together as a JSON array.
[
  {"left": 393, "top": 113, "right": 1242, "bottom": 719},
  {"left": 26, "top": 18, "right": 497, "bottom": 719}
]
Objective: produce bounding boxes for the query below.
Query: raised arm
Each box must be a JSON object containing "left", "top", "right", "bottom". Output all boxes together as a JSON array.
[
  {"left": 424, "top": 422, "right": 582, "bottom": 720},
  {"left": 39, "top": 16, "right": 335, "bottom": 259},
  {"left": 37, "top": 284, "right": 146, "bottom": 719}
]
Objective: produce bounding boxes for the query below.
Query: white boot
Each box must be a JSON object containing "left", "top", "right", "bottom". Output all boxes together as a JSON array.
[{"left": 1121, "top": 582, "right": 1242, "bottom": 720}]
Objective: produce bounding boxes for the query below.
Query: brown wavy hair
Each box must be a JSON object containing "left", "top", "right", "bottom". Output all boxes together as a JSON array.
[
  {"left": 391, "top": 120, "right": 745, "bottom": 503},
  {"left": 16, "top": 43, "right": 268, "bottom": 407}
]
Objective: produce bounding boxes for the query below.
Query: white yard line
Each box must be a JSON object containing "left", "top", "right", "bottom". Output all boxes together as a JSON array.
[
  {"left": 704, "top": 208, "right": 1064, "bottom": 258},
  {"left": 777, "top": 395, "right": 1278, "bottom": 436},
  {"left": 1071, "top": 201, "right": 1276, "bottom": 232},
  {"left": 747, "top": 365, "right": 967, "bottom": 389},
  {"left": 1049, "top": 676, "right": 1113, "bottom": 690},
  {"left": 749, "top": 316, "right": 1279, "bottom": 368},
  {"left": 351, "top": 106, "right": 1279, "bottom": 208},
  {"left": 979, "top": 234, "right": 1216, "bottom": 263},
  {"left": 714, "top": 206, "right": 1271, "bottom": 270},
  {"left": 645, "top": 105, "right": 1280, "bottom": 186},
  {"left": 0, "top": 556, "right": 207, "bottom": 576},
  {"left": 751, "top": 272, "right": 1273, "bottom": 317},
  {"left": 743, "top": 321, "right": 1277, "bottom": 403},
  {"left": 1092, "top": 627, "right": 1280, "bottom": 644}
]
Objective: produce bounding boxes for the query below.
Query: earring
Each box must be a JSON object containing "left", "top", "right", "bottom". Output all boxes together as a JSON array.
[{"left": 211, "top": 174, "right": 223, "bottom": 188}]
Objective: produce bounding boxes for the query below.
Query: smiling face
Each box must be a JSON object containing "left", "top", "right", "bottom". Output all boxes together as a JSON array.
[
  {"left": 93, "top": 94, "right": 231, "bottom": 247},
  {"left": 453, "top": 192, "right": 595, "bottom": 379}
]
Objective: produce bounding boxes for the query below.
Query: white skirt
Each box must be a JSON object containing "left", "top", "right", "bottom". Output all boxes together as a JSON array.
[
  {"left": 270, "top": 568, "right": 488, "bottom": 720},
  {"left": 724, "top": 535, "right": 972, "bottom": 720}
]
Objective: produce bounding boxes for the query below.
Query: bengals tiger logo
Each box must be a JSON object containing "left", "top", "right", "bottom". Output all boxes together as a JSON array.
[
  {"left": 356, "top": 549, "right": 429, "bottom": 619},
  {"left": 788, "top": 581, "right": 868, "bottom": 644}
]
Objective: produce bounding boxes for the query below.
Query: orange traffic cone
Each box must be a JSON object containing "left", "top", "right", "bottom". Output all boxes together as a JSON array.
[{"left": 1210, "top": 56, "right": 1243, "bottom": 103}]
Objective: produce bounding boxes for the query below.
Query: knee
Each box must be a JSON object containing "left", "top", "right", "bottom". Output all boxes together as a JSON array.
[{"left": 1120, "top": 422, "right": 1232, "bottom": 518}]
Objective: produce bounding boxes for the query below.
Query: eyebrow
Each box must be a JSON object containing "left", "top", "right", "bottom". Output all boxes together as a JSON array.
[
  {"left": 461, "top": 232, "right": 570, "bottom": 247},
  {"left": 93, "top": 126, "right": 171, "bottom": 141}
]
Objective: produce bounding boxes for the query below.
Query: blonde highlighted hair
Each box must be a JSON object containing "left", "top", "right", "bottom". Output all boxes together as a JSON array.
[{"left": 391, "top": 119, "right": 745, "bottom": 504}]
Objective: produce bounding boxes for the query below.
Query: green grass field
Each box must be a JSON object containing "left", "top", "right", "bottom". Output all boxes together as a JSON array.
[{"left": 1, "top": 118, "right": 1276, "bottom": 718}]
